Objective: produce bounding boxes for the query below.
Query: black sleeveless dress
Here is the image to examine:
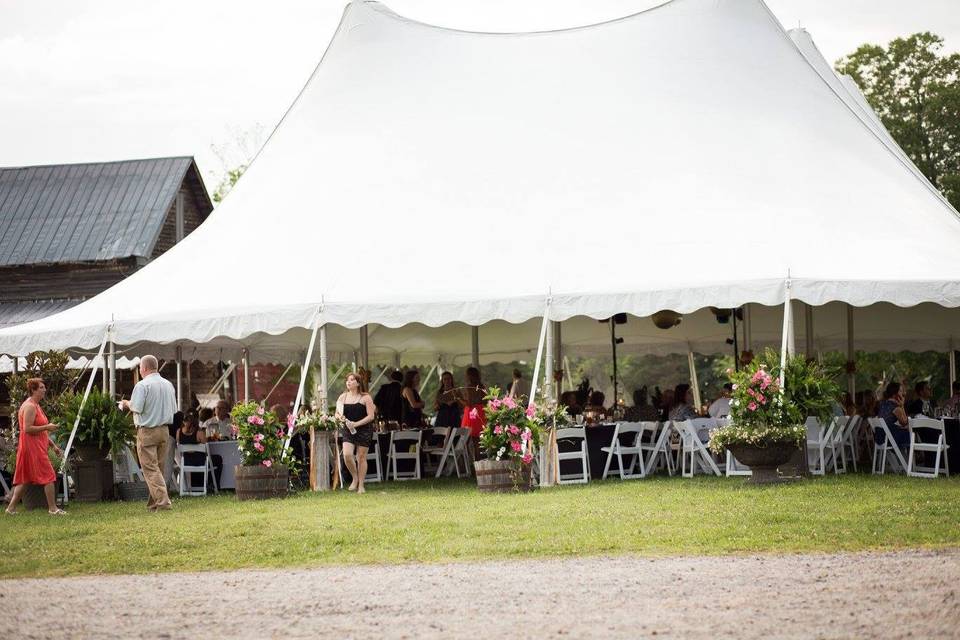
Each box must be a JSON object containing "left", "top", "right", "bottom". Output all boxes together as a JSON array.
[
  {"left": 402, "top": 388, "right": 424, "bottom": 427},
  {"left": 342, "top": 400, "right": 373, "bottom": 448}
]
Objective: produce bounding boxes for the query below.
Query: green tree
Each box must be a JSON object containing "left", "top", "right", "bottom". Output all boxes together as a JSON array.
[
  {"left": 836, "top": 33, "right": 960, "bottom": 208},
  {"left": 211, "top": 165, "right": 246, "bottom": 204}
]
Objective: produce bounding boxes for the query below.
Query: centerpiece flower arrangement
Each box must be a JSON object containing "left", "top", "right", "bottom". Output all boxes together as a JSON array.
[{"left": 295, "top": 411, "right": 345, "bottom": 434}]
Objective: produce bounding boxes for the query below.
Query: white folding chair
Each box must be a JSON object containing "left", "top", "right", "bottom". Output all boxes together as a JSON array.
[
  {"left": 676, "top": 420, "right": 721, "bottom": 477},
  {"left": 422, "top": 427, "right": 451, "bottom": 475},
  {"left": 689, "top": 417, "right": 717, "bottom": 446},
  {"left": 641, "top": 422, "right": 675, "bottom": 476},
  {"left": 724, "top": 450, "right": 752, "bottom": 476},
  {"left": 840, "top": 415, "right": 861, "bottom": 472},
  {"left": 828, "top": 416, "right": 850, "bottom": 473},
  {"left": 434, "top": 428, "right": 469, "bottom": 478},
  {"left": 176, "top": 443, "right": 218, "bottom": 496},
  {"left": 0, "top": 468, "right": 10, "bottom": 499},
  {"left": 388, "top": 430, "right": 422, "bottom": 481},
  {"left": 805, "top": 417, "right": 837, "bottom": 475},
  {"left": 600, "top": 422, "right": 647, "bottom": 479},
  {"left": 907, "top": 417, "right": 950, "bottom": 478},
  {"left": 556, "top": 426, "right": 590, "bottom": 484},
  {"left": 868, "top": 417, "right": 909, "bottom": 475}
]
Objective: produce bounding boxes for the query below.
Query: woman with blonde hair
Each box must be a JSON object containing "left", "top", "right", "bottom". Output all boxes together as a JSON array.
[
  {"left": 5, "top": 378, "right": 66, "bottom": 515},
  {"left": 336, "top": 372, "right": 376, "bottom": 493}
]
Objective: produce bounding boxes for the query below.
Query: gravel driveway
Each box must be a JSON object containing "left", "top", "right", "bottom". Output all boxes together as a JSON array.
[{"left": 2, "top": 549, "right": 958, "bottom": 639}]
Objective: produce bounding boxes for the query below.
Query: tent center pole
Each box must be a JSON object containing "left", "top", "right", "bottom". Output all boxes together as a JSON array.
[
  {"left": 241, "top": 348, "right": 250, "bottom": 403},
  {"left": 175, "top": 345, "right": 183, "bottom": 410}
]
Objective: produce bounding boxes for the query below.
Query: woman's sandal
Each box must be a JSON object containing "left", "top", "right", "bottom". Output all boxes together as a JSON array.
[
  {"left": 48, "top": 509, "right": 67, "bottom": 516},
  {"left": 4, "top": 509, "right": 18, "bottom": 516}
]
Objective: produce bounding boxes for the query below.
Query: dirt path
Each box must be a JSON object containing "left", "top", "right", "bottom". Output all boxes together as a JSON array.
[{"left": 2, "top": 550, "right": 958, "bottom": 639}]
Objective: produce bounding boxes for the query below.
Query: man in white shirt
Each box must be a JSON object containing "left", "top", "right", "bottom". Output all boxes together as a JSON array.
[
  {"left": 120, "top": 355, "right": 175, "bottom": 511},
  {"left": 708, "top": 383, "right": 733, "bottom": 418},
  {"left": 508, "top": 369, "right": 531, "bottom": 401},
  {"left": 203, "top": 400, "right": 233, "bottom": 439}
]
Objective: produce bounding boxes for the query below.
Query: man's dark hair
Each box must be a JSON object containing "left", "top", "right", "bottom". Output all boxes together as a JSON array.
[
  {"left": 915, "top": 380, "right": 929, "bottom": 394},
  {"left": 390, "top": 370, "right": 403, "bottom": 382}
]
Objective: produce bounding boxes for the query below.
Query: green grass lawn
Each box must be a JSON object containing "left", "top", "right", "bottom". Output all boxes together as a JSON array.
[{"left": 2, "top": 475, "right": 959, "bottom": 579}]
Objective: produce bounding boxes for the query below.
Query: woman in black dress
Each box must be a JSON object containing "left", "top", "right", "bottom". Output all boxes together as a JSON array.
[
  {"left": 434, "top": 371, "right": 461, "bottom": 428},
  {"left": 401, "top": 369, "right": 425, "bottom": 428},
  {"left": 336, "top": 372, "right": 376, "bottom": 494}
]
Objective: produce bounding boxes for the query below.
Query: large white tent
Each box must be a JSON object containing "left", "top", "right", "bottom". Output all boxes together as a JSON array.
[{"left": 2, "top": 0, "right": 960, "bottom": 370}]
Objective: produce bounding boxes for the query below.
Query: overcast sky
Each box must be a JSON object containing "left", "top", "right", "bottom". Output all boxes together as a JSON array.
[{"left": 1, "top": 0, "right": 957, "bottom": 192}]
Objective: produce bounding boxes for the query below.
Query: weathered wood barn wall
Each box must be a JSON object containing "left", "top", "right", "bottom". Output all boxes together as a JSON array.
[{"left": 0, "top": 156, "right": 216, "bottom": 423}]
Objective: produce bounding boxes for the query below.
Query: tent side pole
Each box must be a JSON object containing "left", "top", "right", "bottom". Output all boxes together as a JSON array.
[
  {"left": 804, "top": 303, "right": 815, "bottom": 359},
  {"left": 778, "top": 284, "right": 792, "bottom": 388},
  {"left": 175, "top": 345, "right": 183, "bottom": 410},
  {"left": 285, "top": 312, "right": 321, "bottom": 453},
  {"left": 846, "top": 304, "right": 855, "bottom": 397},
  {"left": 552, "top": 321, "right": 562, "bottom": 397},
  {"left": 949, "top": 340, "right": 956, "bottom": 393},
  {"left": 241, "top": 348, "right": 250, "bottom": 403},
  {"left": 471, "top": 326, "right": 480, "bottom": 368},
  {"left": 743, "top": 303, "right": 752, "bottom": 353},
  {"left": 540, "top": 316, "right": 558, "bottom": 487},
  {"left": 108, "top": 338, "right": 116, "bottom": 398},
  {"left": 687, "top": 348, "right": 701, "bottom": 410},
  {"left": 313, "top": 324, "right": 330, "bottom": 491},
  {"left": 61, "top": 327, "right": 111, "bottom": 503}
]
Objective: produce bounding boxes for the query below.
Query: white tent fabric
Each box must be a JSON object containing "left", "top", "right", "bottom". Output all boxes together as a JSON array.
[
  {"left": 2, "top": 0, "right": 960, "bottom": 362},
  {"left": 0, "top": 355, "right": 139, "bottom": 374}
]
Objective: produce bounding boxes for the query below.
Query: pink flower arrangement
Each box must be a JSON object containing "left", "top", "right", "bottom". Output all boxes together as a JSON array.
[
  {"left": 510, "top": 441, "right": 522, "bottom": 452},
  {"left": 494, "top": 426, "right": 503, "bottom": 435},
  {"left": 469, "top": 407, "right": 479, "bottom": 420},
  {"left": 748, "top": 401, "right": 758, "bottom": 411},
  {"left": 254, "top": 442, "right": 265, "bottom": 452},
  {"left": 262, "top": 459, "right": 272, "bottom": 468},
  {"left": 521, "top": 452, "right": 533, "bottom": 464}
]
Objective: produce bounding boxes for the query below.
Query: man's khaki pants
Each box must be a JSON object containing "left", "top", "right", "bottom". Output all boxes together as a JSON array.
[{"left": 137, "top": 427, "right": 172, "bottom": 510}]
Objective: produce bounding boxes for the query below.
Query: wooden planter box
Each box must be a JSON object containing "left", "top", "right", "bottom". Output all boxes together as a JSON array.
[
  {"left": 474, "top": 458, "right": 534, "bottom": 493},
  {"left": 235, "top": 464, "right": 289, "bottom": 500}
]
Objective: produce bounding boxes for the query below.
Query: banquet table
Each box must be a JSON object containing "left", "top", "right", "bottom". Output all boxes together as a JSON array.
[
  {"left": 555, "top": 423, "right": 618, "bottom": 480},
  {"left": 207, "top": 440, "right": 243, "bottom": 490}
]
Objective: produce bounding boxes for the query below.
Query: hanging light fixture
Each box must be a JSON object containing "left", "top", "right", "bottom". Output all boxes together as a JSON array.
[{"left": 651, "top": 310, "right": 682, "bottom": 330}]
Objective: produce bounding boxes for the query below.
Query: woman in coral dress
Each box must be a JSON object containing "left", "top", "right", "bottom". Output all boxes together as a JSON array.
[
  {"left": 5, "top": 378, "right": 66, "bottom": 515},
  {"left": 458, "top": 366, "right": 487, "bottom": 459}
]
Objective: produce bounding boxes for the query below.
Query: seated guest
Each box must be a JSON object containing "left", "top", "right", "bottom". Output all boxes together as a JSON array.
[
  {"left": 626, "top": 387, "right": 660, "bottom": 422},
  {"left": 401, "top": 370, "right": 425, "bottom": 428},
  {"left": 373, "top": 370, "right": 404, "bottom": 424},
  {"left": 177, "top": 411, "right": 223, "bottom": 489},
  {"left": 560, "top": 391, "right": 582, "bottom": 417},
  {"left": 905, "top": 381, "right": 934, "bottom": 417},
  {"left": 840, "top": 392, "right": 857, "bottom": 416},
  {"left": 708, "top": 383, "right": 733, "bottom": 418},
  {"left": 942, "top": 381, "right": 960, "bottom": 418},
  {"left": 668, "top": 384, "right": 698, "bottom": 423},
  {"left": 202, "top": 400, "right": 233, "bottom": 439},
  {"left": 876, "top": 382, "right": 910, "bottom": 449},
  {"left": 507, "top": 369, "right": 531, "bottom": 401}
]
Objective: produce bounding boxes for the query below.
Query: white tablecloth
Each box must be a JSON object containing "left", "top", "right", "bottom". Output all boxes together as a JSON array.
[{"left": 207, "top": 441, "right": 243, "bottom": 489}]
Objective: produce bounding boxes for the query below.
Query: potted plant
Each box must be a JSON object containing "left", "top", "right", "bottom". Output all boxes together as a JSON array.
[
  {"left": 295, "top": 411, "right": 344, "bottom": 491},
  {"left": 55, "top": 388, "right": 135, "bottom": 501},
  {"left": 709, "top": 349, "right": 839, "bottom": 484},
  {"left": 475, "top": 388, "right": 543, "bottom": 492},
  {"left": 231, "top": 402, "right": 296, "bottom": 500}
]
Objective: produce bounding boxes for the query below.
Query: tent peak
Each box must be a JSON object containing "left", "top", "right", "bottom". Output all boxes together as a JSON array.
[{"left": 355, "top": 0, "right": 678, "bottom": 38}]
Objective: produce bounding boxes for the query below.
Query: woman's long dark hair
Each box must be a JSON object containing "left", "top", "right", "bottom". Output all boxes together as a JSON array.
[
  {"left": 402, "top": 369, "right": 418, "bottom": 390},
  {"left": 883, "top": 382, "right": 901, "bottom": 400}
]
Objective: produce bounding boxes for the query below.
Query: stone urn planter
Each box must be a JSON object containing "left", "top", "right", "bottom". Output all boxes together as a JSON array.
[
  {"left": 73, "top": 444, "right": 114, "bottom": 501},
  {"left": 235, "top": 464, "right": 289, "bottom": 500},
  {"left": 728, "top": 442, "right": 797, "bottom": 484},
  {"left": 474, "top": 459, "right": 534, "bottom": 493}
]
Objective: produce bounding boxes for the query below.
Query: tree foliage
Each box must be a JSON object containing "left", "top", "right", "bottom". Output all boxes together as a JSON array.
[{"left": 836, "top": 32, "right": 960, "bottom": 208}]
